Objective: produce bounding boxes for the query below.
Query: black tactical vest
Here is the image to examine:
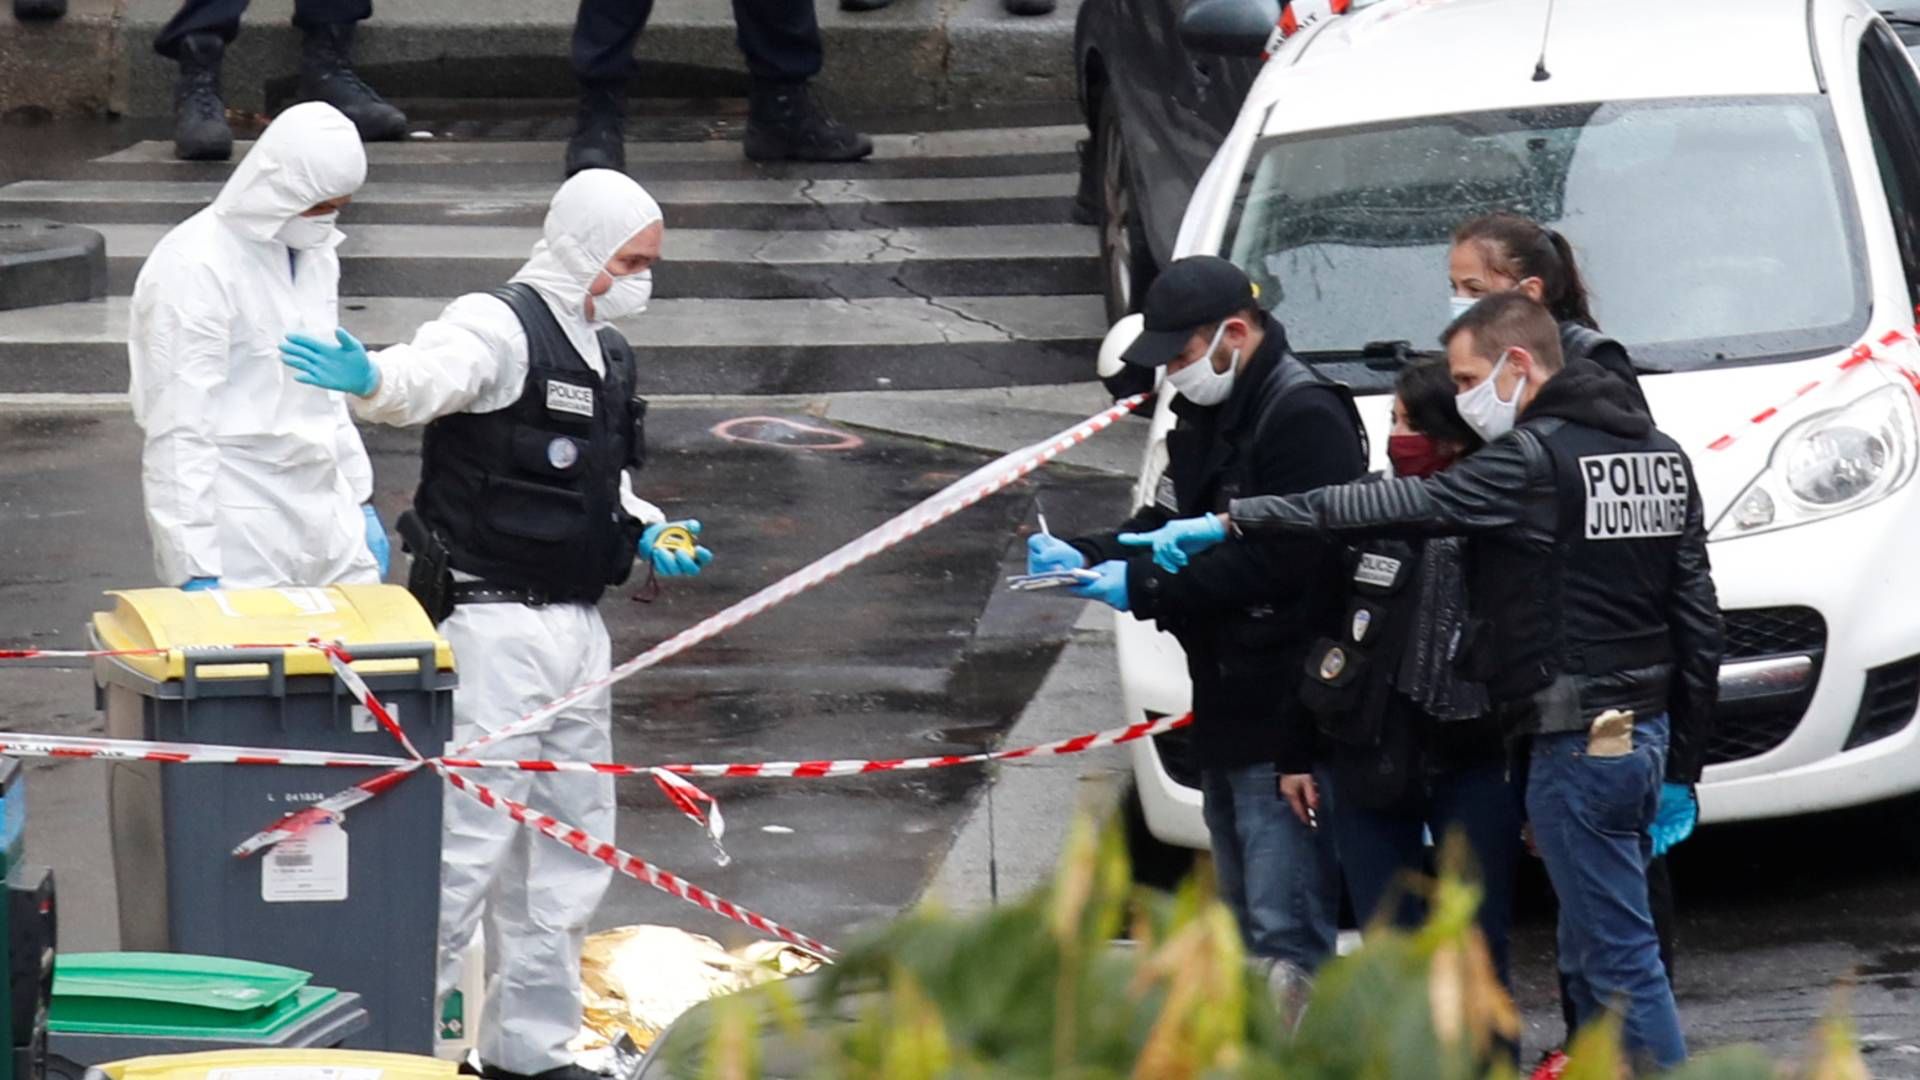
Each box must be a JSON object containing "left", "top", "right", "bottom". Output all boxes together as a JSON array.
[
  {"left": 413, "top": 283, "right": 645, "bottom": 603},
  {"left": 1457, "top": 417, "right": 1683, "bottom": 708}
]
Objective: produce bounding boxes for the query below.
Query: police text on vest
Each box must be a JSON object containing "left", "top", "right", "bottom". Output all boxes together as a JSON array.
[
  {"left": 1580, "top": 452, "right": 1688, "bottom": 540},
  {"left": 546, "top": 381, "right": 596, "bottom": 418}
]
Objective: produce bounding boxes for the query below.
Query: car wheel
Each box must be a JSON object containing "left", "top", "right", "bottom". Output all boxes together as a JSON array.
[
  {"left": 1120, "top": 782, "right": 1196, "bottom": 891},
  {"left": 1096, "top": 100, "right": 1158, "bottom": 326},
  {"left": 1093, "top": 100, "right": 1160, "bottom": 404}
]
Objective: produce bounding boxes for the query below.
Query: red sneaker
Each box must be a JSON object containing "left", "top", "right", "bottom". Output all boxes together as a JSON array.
[{"left": 1528, "top": 1050, "right": 1569, "bottom": 1080}]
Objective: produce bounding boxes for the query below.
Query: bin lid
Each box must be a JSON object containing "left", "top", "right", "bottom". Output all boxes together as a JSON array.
[
  {"left": 49, "top": 953, "right": 346, "bottom": 1039},
  {"left": 92, "top": 586, "right": 455, "bottom": 682},
  {"left": 91, "top": 1048, "right": 457, "bottom": 1080}
]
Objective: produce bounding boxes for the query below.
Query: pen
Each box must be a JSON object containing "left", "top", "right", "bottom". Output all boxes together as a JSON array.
[{"left": 1036, "top": 497, "right": 1051, "bottom": 538}]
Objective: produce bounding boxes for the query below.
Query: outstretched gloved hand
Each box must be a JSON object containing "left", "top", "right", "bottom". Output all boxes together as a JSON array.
[
  {"left": 641, "top": 520, "right": 715, "bottom": 578},
  {"left": 182, "top": 577, "right": 220, "bottom": 591},
  {"left": 363, "top": 504, "right": 390, "bottom": 578},
  {"left": 1069, "top": 559, "right": 1130, "bottom": 612},
  {"left": 1026, "top": 533, "right": 1086, "bottom": 575},
  {"left": 1118, "top": 513, "right": 1229, "bottom": 574},
  {"left": 1650, "top": 781, "right": 1698, "bottom": 858},
  {"left": 280, "top": 329, "right": 379, "bottom": 397}
]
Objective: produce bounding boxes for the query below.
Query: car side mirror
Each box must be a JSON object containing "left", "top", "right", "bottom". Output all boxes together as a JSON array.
[
  {"left": 1178, "top": 0, "right": 1282, "bottom": 57},
  {"left": 1097, "top": 313, "right": 1146, "bottom": 380}
]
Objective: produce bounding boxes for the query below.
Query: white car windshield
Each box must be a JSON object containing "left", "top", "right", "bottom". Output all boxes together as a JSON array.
[{"left": 1224, "top": 96, "right": 1868, "bottom": 375}]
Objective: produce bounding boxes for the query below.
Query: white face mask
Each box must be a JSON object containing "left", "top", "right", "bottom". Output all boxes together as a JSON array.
[
  {"left": 1453, "top": 352, "right": 1523, "bottom": 441},
  {"left": 1449, "top": 294, "right": 1478, "bottom": 322},
  {"left": 1166, "top": 321, "right": 1239, "bottom": 407},
  {"left": 277, "top": 212, "right": 339, "bottom": 251},
  {"left": 590, "top": 269, "right": 653, "bottom": 323}
]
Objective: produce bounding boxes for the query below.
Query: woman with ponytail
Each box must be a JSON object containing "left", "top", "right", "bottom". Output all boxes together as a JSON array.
[{"left": 1448, "top": 212, "right": 1651, "bottom": 415}]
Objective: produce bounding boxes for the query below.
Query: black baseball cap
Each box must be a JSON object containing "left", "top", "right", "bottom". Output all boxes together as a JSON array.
[{"left": 1121, "top": 255, "right": 1260, "bottom": 367}]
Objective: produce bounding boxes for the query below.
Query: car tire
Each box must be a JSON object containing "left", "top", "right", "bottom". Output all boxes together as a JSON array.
[
  {"left": 1120, "top": 781, "right": 1195, "bottom": 891},
  {"left": 1094, "top": 98, "right": 1160, "bottom": 404}
]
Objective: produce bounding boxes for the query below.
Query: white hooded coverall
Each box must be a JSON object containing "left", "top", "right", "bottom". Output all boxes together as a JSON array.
[
  {"left": 350, "top": 169, "right": 666, "bottom": 1076},
  {"left": 128, "top": 102, "right": 381, "bottom": 589}
]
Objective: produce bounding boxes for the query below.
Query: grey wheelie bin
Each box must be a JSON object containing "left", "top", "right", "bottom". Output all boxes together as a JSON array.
[{"left": 90, "top": 586, "right": 456, "bottom": 1054}]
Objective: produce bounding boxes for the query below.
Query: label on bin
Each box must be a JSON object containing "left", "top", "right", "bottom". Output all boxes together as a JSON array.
[
  {"left": 262, "top": 813, "right": 349, "bottom": 902},
  {"left": 208, "top": 1069, "right": 381, "bottom": 1080}
]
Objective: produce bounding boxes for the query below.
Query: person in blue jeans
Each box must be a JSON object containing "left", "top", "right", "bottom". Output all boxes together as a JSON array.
[
  {"left": 1123, "top": 294, "right": 1722, "bottom": 1069},
  {"left": 1283, "top": 359, "right": 1519, "bottom": 998},
  {"left": 1029, "top": 256, "right": 1368, "bottom": 984}
]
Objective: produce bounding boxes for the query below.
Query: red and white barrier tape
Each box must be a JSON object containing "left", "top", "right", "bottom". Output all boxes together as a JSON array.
[
  {"left": 235, "top": 395, "right": 1148, "bottom": 858},
  {"left": 317, "top": 643, "right": 425, "bottom": 762},
  {"left": 440, "top": 712, "right": 1194, "bottom": 780},
  {"left": 438, "top": 766, "right": 832, "bottom": 958},
  {"left": 231, "top": 763, "right": 424, "bottom": 857},
  {"left": 0, "top": 731, "right": 408, "bottom": 769},
  {"left": 1705, "top": 325, "right": 1920, "bottom": 451}
]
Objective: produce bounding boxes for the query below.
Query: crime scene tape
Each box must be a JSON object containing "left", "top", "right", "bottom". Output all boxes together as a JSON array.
[
  {"left": 1705, "top": 323, "right": 1920, "bottom": 451},
  {"left": 234, "top": 394, "right": 1150, "bottom": 858},
  {"left": 439, "top": 712, "right": 1195, "bottom": 779},
  {"left": 0, "top": 731, "right": 409, "bottom": 768},
  {"left": 438, "top": 765, "right": 833, "bottom": 958}
]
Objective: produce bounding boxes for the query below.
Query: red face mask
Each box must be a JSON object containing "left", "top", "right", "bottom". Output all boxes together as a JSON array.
[{"left": 1387, "top": 433, "right": 1453, "bottom": 478}]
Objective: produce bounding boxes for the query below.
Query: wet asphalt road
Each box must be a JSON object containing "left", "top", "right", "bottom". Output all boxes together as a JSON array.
[{"left": 0, "top": 404, "right": 1131, "bottom": 952}]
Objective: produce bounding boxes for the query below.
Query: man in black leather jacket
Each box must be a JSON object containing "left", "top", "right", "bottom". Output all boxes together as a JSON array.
[
  {"left": 1030, "top": 256, "right": 1368, "bottom": 986},
  {"left": 1126, "top": 293, "right": 1720, "bottom": 1069}
]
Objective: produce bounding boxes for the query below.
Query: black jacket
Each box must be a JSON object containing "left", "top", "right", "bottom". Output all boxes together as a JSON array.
[
  {"left": 1227, "top": 359, "right": 1723, "bottom": 783},
  {"left": 1561, "top": 321, "right": 1650, "bottom": 415},
  {"left": 1071, "top": 315, "right": 1369, "bottom": 770}
]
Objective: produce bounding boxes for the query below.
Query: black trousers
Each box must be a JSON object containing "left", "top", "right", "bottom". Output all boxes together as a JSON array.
[
  {"left": 154, "top": 0, "right": 370, "bottom": 58},
  {"left": 571, "top": 0, "right": 822, "bottom": 87}
]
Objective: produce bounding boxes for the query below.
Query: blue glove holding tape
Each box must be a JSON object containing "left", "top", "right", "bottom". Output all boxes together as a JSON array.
[
  {"left": 641, "top": 520, "right": 715, "bottom": 578},
  {"left": 1118, "top": 513, "right": 1229, "bottom": 574}
]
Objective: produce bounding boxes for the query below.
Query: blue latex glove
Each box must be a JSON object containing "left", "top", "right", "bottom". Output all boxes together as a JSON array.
[
  {"left": 1117, "top": 513, "right": 1229, "bottom": 574},
  {"left": 279, "top": 329, "right": 379, "bottom": 396},
  {"left": 363, "top": 504, "right": 390, "bottom": 578},
  {"left": 1069, "top": 559, "right": 1130, "bottom": 612},
  {"left": 1650, "top": 782, "right": 1698, "bottom": 858},
  {"left": 1026, "top": 533, "right": 1086, "bottom": 575},
  {"left": 182, "top": 577, "right": 220, "bottom": 591},
  {"left": 640, "top": 520, "right": 715, "bottom": 578}
]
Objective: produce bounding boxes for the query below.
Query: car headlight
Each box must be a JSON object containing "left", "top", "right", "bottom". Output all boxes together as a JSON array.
[{"left": 1711, "top": 383, "right": 1918, "bottom": 540}]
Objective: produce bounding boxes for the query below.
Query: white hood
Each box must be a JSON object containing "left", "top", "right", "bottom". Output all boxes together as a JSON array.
[
  {"left": 211, "top": 102, "right": 367, "bottom": 245},
  {"left": 511, "top": 168, "right": 664, "bottom": 365}
]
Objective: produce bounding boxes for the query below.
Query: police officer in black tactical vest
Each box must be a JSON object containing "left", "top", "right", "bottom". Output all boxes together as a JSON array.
[{"left": 1123, "top": 292, "right": 1722, "bottom": 1071}]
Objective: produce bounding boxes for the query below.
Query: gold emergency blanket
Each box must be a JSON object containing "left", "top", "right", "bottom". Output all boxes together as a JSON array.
[{"left": 570, "top": 924, "right": 823, "bottom": 1053}]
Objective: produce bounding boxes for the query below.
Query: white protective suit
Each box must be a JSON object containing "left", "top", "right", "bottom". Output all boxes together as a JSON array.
[
  {"left": 128, "top": 103, "right": 381, "bottom": 589},
  {"left": 351, "top": 170, "right": 667, "bottom": 1077}
]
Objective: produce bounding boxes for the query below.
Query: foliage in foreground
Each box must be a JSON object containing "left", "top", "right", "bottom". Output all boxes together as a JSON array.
[{"left": 673, "top": 817, "right": 1866, "bottom": 1079}]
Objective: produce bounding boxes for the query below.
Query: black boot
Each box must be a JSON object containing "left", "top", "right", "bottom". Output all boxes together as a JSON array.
[
  {"left": 744, "top": 81, "right": 873, "bottom": 163},
  {"left": 564, "top": 82, "right": 626, "bottom": 177},
  {"left": 298, "top": 22, "right": 408, "bottom": 142},
  {"left": 172, "top": 33, "right": 234, "bottom": 162}
]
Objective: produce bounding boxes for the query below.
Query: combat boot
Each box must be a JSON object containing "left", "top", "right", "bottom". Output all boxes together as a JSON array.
[
  {"left": 172, "top": 33, "right": 234, "bottom": 162},
  {"left": 298, "top": 22, "right": 408, "bottom": 141},
  {"left": 564, "top": 81, "right": 626, "bottom": 176},
  {"left": 743, "top": 80, "right": 873, "bottom": 163}
]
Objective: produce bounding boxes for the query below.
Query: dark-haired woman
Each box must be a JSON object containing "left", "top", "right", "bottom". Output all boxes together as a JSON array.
[
  {"left": 1449, "top": 211, "right": 1650, "bottom": 414},
  {"left": 1293, "top": 357, "right": 1521, "bottom": 993}
]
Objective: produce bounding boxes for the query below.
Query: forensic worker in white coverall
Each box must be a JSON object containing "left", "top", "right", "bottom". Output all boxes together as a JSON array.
[
  {"left": 277, "top": 169, "right": 711, "bottom": 1080},
  {"left": 129, "top": 101, "right": 390, "bottom": 590}
]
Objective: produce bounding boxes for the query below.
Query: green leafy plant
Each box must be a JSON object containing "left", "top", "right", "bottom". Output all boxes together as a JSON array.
[{"left": 669, "top": 814, "right": 1866, "bottom": 1079}]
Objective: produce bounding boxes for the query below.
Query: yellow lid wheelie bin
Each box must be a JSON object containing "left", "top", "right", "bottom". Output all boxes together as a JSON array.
[{"left": 91, "top": 587, "right": 456, "bottom": 1055}]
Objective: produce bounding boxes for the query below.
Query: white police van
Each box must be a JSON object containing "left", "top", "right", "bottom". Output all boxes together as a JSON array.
[{"left": 1113, "top": 0, "right": 1920, "bottom": 852}]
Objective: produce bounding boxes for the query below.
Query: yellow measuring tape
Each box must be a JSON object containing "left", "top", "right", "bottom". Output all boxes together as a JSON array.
[{"left": 652, "top": 525, "right": 698, "bottom": 556}]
